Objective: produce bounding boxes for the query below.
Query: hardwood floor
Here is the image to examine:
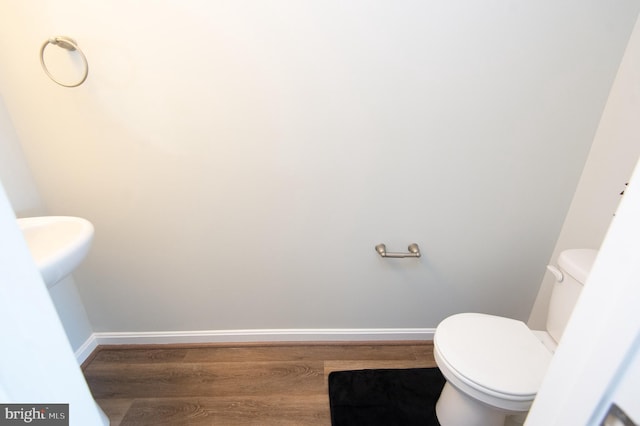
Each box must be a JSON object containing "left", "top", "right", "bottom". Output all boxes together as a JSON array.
[{"left": 83, "top": 341, "right": 436, "bottom": 425}]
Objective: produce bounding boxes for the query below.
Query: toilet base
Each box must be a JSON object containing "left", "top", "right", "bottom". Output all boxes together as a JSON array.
[{"left": 435, "top": 382, "right": 524, "bottom": 426}]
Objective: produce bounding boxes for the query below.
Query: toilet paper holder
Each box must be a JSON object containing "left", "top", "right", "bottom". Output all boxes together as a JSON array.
[{"left": 375, "top": 243, "right": 421, "bottom": 258}]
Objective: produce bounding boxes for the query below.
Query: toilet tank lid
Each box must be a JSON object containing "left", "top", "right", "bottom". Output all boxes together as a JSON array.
[{"left": 558, "top": 249, "right": 598, "bottom": 284}]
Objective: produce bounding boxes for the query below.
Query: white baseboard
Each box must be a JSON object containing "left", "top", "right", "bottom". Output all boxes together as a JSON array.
[
  {"left": 75, "top": 328, "right": 435, "bottom": 364},
  {"left": 75, "top": 334, "right": 99, "bottom": 364}
]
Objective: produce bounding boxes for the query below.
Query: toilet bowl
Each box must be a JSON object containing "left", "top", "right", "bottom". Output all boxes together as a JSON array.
[
  {"left": 433, "top": 249, "right": 598, "bottom": 426},
  {"left": 434, "top": 313, "right": 552, "bottom": 426}
]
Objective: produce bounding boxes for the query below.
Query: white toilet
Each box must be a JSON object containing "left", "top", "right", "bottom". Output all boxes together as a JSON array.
[{"left": 433, "top": 249, "right": 598, "bottom": 426}]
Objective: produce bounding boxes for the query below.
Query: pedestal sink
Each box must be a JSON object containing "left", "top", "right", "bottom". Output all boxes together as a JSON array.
[{"left": 17, "top": 216, "right": 94, "bottom": 288}]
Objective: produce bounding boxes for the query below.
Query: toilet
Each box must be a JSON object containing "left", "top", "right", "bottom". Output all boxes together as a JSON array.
[{"left": 433, "top": 249, "right": 598, "bottom": 426}]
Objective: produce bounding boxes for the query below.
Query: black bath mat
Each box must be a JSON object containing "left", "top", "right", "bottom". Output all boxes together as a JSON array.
[{"left": 328, "top": 368, "right": 446, "bottom": 426}]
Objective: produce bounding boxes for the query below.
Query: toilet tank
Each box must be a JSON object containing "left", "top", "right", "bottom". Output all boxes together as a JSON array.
[{"left": 546, "top": 249, "right": 598, "bottom": 343}]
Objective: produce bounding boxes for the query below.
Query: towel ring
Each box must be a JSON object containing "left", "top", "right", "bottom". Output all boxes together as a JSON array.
[{"left": 40, "top": 36, "right": 89, "bottom": 88}]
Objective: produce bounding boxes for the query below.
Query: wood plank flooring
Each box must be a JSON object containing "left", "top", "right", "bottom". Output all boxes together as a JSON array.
[{"left": 83, "top": 341, "right": 436, "bottom": 425}]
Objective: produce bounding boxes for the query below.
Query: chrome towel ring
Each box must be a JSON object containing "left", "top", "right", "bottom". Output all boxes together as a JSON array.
[{"left": 40, "top": 36, "right": 89, "bottom": 88}]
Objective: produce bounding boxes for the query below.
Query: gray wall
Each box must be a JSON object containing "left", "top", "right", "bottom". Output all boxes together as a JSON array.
[
  {"left": 0, "top": 97, "right": 42, "bottom": 217},
  {"left": 0, "top": 1, "right": 638, "bottom": 334},
  {"left": 529, "top": 16, "right": 640, "bottom": 329}
]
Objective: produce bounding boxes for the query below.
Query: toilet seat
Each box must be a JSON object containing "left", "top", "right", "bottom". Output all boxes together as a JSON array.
[{"left": 434, "top": 313, "right": 552, "bottom": 409}]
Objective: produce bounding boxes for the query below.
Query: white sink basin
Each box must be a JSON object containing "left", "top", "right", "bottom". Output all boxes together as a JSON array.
[{"left": 17, "top": 216, "right": 94, "bottom": 288}]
